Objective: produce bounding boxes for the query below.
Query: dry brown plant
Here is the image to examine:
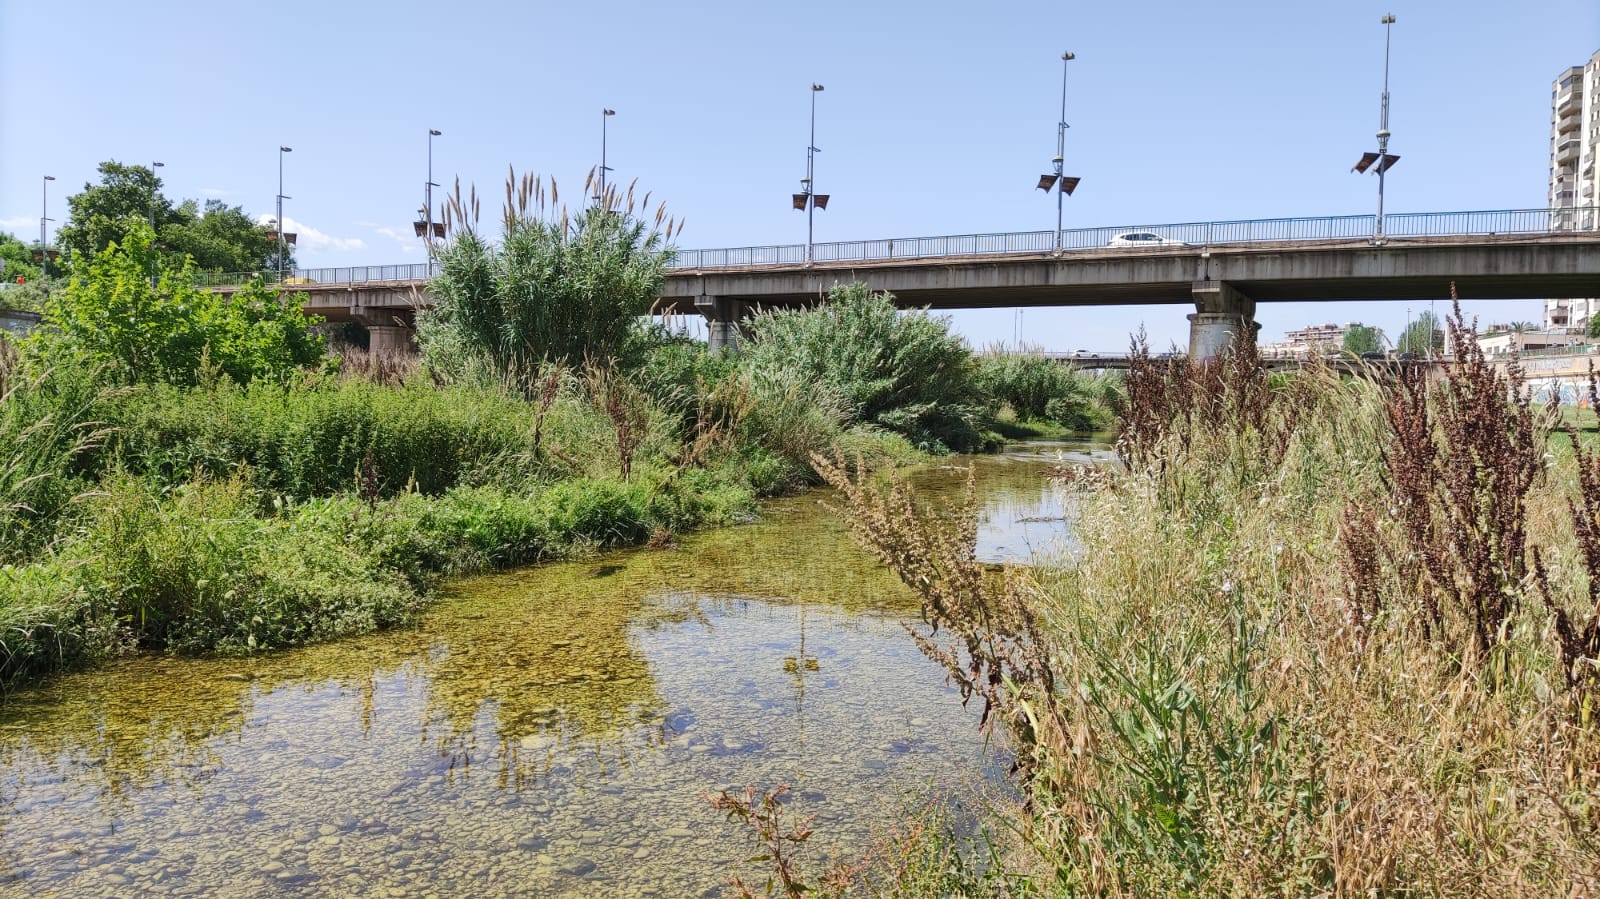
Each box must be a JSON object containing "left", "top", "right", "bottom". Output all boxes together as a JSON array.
[{"left": 812, "top": 452, "right": 1067, "bottom": 786}]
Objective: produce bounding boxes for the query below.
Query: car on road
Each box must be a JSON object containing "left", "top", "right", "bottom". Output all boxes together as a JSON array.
[{"left": 1106, "top": 231, "right": 1188, "bottom": 248}]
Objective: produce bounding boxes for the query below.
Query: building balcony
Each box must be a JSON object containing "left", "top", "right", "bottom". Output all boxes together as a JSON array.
[
  {"left": 1558, "top": 89, "right": 1583, "bottom": 115},
  {"left": 1558, "top": 112, "right": 1582, "bottom": 133},
  {"left": 1557, "top": 137, "right": 1582, "bottom": 163}
]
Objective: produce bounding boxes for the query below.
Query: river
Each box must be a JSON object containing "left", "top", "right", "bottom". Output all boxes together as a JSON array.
[{"left": 0, "top": 440, "right": 1108, "bottom": 897}]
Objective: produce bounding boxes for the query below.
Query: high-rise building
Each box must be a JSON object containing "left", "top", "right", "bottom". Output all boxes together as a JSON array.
[{"left": 1544, "top": 50, "right": 1600, "bottom": 330}]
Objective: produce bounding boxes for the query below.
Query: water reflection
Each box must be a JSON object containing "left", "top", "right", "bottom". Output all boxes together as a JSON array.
[{"left": 0, "top": 443, "right": 1097, "bottom": 896}]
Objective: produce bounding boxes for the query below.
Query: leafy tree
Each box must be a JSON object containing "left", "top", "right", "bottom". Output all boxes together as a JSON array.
[
  {"left": 1342, "top": 324, "right": 1384, "bottom": 356},
  {"left": 1397, "top": 311, "right": 1444, "bottom": 354},
  {"left": 1586, "top": 316, "right": 1600, "bottom": 339},
  {"left": 164, "top": 200, "right": 286, "bottom": 273},
  {"left": 0, "top": 232, "right": 43, "bottom": 285},
  {"left": 742, "top": 283, "right": 991, "bottom": 453},
  {"left": 30, "top": 222, "right": 324, "bottom": 386},
  {"left": 421, "top": 171, "right": 680, "bottom": 383},
  {"left": 55, "top": 162, "right": 180, "bottom": 264},
  {"left": 56, "top": 161, "right": 290, "bottom": 274}
]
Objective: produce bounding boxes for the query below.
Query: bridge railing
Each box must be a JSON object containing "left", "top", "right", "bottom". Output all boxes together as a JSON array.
[
  {"left": 193, "top": 262, "right": 439, "bottom": 288},
  {"left": 197, "top": 206, "right": 1600, "bottom": 286}
]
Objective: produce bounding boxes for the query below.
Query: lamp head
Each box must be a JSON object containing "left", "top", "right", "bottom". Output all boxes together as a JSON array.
[
  {"left": 429, "top": 129, "right": 442, "bottom": 136},
  {"left": 811, "top": 83, "right": 824, "bottom": 91},
  {"left": 280, "top": 146, "right": 293, "bottom": 153},
  {"left": 1062, "top": 51, "right": 1075, "bottom": 60},
  {"left": 603, "top": 108, "right": 615, "bottom": 116},
  {"left": 152, "top": 161, "right": 165, "bottom": 168},
  {"left": 1381, "top": 14, "right": 1395, "bottom": 23},
  {"left": 43, "top": 175, "right": 55, "bottom": 181}
]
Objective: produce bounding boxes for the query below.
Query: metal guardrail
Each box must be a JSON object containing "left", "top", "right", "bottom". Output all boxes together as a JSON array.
[
  {"left": 197, "top": 206, "right": 1600, "bottom": 288},
  {"left": 194, "top": 262, "right": 438, "bottom": 288}
]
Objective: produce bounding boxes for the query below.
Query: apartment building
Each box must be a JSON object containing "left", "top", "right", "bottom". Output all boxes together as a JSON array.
[
  {"left": 1283, "top": 322, "right": 1365, "bottom": 352},
  {"left": 1545, "top": 49, "right": 1600, "bottom": 330}
]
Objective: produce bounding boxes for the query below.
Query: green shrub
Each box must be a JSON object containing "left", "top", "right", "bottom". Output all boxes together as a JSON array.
[
  {"left": 977, "top": 348, "right": 1117, "bottom": 431},
  {"left": 29, "top": 222, "right": 323, "bottom": 387},
  {"left": 627, "top": 324, "right": 735, "bottom": 427},
  {"left": 741, "top": 283, "right": 990, "bottom": 453},
  {"left": 106, "top": 379, "right": 551, "bottom": 497},
  {"left": 61, "top": 476, "right": 422, "bottom": 654},
  {"left": 0, "top": 562, "right": 116, "bottom": 689}
]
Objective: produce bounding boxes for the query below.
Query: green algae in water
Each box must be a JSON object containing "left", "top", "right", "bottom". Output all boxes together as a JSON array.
[{"left": 0, "top": 446, "right": 1096, "bottom": 896}]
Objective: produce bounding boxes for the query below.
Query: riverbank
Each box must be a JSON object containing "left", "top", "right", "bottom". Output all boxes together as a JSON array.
[
  {"left": 0, "top": 448, "right": 1085, "bottom": 896},
  {"left": 3, "top": 269, "right": 1120, "bottom": 696},
  {"left": 818, "top": 316, "right": 1600, "bottom": 895},
  {"left": 0, "top": 363, "right": 937, "bottom": 692}
]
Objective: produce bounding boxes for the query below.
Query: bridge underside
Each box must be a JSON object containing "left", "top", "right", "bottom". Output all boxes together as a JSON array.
[
  {"left": 244, "top": 234, "right": 1599, "bottom": 361},
  {"left": 664, "top": 237, "right": 1600, "bottom": 356}
]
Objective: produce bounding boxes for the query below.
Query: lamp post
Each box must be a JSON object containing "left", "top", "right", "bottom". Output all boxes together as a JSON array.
[
  {"left": 150, "top": 161, "right": 165, "bottom": 287},
  {"left": 598, "top": 109, "right": 615, "bottom": 205},
  {"left": 1036, "top": 52, "right": 1081, "bottom": 252},
  {"left": 427, "top": 129, "right": 441, "bottom": 270},
  {"left": 39, "top": 175, "right": 56, "bottom": 280},
  {"left": 276, "top": 146, "right": 292, "bottom": 283},
  {"left": 792, "top": 84, "right": 829, "bottom": 264},
  {"left": 149, "top": 161, "right": 165, "bottom": 231},
  {"left": 1352, "top": 16, "right": 1399, "bottom": 243}
]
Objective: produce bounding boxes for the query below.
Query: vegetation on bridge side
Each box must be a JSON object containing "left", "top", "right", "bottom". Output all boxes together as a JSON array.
[{"left": 761, "top": 296, "right": 1600, "bottom": 895}]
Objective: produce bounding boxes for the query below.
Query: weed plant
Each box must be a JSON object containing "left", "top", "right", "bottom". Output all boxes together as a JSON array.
[{"left": 813, "top": 292, "right": 1600, "bottom": 895}]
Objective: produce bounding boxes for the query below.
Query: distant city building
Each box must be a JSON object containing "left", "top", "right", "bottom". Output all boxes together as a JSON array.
[
  {"left": 1258, "top": 341, "right": 1314, "bottom": 360},
  {"left": 1545, "top": 49, "right": 1600, "bottom": 331},
  {"left": 1284, "top": 322, "right": 1357, "bottom": 349},
  {"left": 1478, "top": 327, "right": 1587, "bottom": 359},
  {"left": 1260, "top": 322, "right": 1376, "bottom": 359}
]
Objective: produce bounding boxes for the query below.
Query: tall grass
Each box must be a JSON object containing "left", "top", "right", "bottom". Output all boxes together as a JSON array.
[
  {"left": 976, "top": 347, "right": 1117, "bottom": 432},
  {"left": 819, "top": 294, "right": 1600, "bottom": 895},
  {"left": 0, "top": 363, "right": 113, "bottom": 561},
  {"left": 742, "top": 283, "right": 992, "bottom": 454},
  {"left": 422, "top": 169, "right": 682, "bottom": 381}
]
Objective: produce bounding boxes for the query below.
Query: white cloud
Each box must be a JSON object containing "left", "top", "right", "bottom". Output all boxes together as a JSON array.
[
  {"left": 373, "top": 225, "right": 422, "bottom": 256},
  {"left": 0, "top": 216, "right": 35, "bottom": 231},
  {"left": 253, "top": 214, "right": 366, "bottom": 252},
  {"left": 200, "top": 187, "right": 229, "bottom": 197}
]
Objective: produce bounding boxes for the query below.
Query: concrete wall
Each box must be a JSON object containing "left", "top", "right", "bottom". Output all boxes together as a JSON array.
[{"left": 0, "top": 309, "right": 42, "bottom": 337}]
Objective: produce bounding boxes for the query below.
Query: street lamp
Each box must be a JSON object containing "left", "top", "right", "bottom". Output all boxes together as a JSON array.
[
  {"left": 39, "top": 175, "right": 56, "bottom": 280},
  {"left": 276, "top": 146, "right": 293, "bottom": 283},
  {"left": 1036, "top": 52, "right": 1082, "bottom": 252},
  {"left": 792, "top": 84, "right": 829, "bottom": 264},
  {"left": 414, "top": 130, "right": 445, "bottom": 269},
  {"left": 1351, "top": 15, "right": 1399, "bottom": 243},
  {"left": 149, "top": 161, "right": 165, "bottom": 231},
  {"left": 597, "top": 109, "right": 615, "bottom": 205},
  {"left": 149, "top": 161, "right": 165, "bottom": 287}
]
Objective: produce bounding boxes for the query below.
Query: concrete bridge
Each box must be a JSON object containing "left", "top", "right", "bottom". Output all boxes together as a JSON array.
[{"left": 207, "top": 208, "right": 1600, "bottom": 359}]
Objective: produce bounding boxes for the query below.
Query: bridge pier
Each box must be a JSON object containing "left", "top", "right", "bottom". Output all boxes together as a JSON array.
[
  {"left": 1188, "top": 281, "right": 1258, "bottom": 363},
  {"left": 365, "top": 324, "right": 417, "bottom": 356},
  {"left": 349, "top": 305, "right": 418, "bottom": 356},
  {"left": 696, "top": 295, "right": 744, "bottom": 354}
]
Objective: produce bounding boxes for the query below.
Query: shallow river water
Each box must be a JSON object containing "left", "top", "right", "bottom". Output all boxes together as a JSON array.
[{"left": 0, "top": 441, "right": 1106, "bottom": 897}]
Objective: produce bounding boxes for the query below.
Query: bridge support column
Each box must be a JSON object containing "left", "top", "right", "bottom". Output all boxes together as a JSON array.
[
  {"left": 696, "top": 295, "right": 744, "bottom": 354},
  {"left": 1188, "top": 281, "right": 1258, "bottom": 363},
  {"left": 366, "top": 324, "right": 417, "bottom": 356}
]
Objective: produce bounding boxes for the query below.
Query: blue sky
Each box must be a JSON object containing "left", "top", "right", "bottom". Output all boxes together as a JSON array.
[{"left": 3, "top": 0, "right": 1597, "bottom": 350}]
